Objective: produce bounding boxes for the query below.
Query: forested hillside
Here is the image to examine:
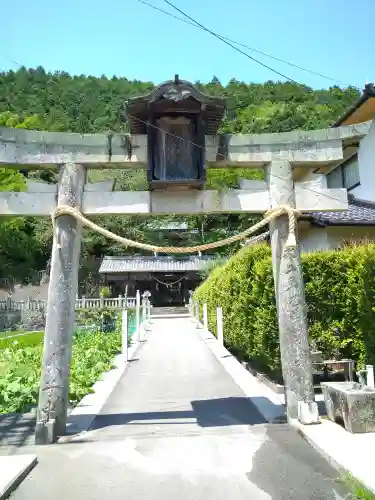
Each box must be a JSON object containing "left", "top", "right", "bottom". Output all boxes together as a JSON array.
[
  {"left": 0, "top": 67, "right": 360, "bottom": 287},
  {"left": 0, "top": 67, "right": 359, "bottom": 133}
]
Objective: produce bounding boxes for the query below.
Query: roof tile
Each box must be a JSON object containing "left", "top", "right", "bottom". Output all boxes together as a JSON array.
[
  {"left": 99, "top": 255, "right": 219, "bottom": 273},
  {"left": 309, "top": 197, "right": 375, "bottom": 225}
]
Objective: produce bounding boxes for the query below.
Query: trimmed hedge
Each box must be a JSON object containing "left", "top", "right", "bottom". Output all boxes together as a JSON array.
[{"left": 194, "top": 243, "right": 375, "bottom": 381}]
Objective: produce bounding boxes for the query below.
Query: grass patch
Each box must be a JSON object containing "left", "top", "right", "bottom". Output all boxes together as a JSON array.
[
  {"left": 0, "top": 330, "right": 31, "bottom": 338},
  {"left": 342, "top": 472, "right": 375, "bottom": 500},
  {"left": 0, "top": 331, "right": 44, "bottom": 349}
]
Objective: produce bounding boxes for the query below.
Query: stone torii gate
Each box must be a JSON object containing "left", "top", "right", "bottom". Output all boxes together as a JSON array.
[{"left": 0, "top": 78, "right": 371, "bottom": 444}]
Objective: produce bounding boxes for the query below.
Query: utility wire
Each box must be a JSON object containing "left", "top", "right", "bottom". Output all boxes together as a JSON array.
[
  {"left": 0, "top": 52, "right": 24, "bottom": 69},
  {"left": 162, "top": 0, "right": 298, "bottom": 84},
  {"left": 136, "top": 0, "right": 353, "bottom": 87}
]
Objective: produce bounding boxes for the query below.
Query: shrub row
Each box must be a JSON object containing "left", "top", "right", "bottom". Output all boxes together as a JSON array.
[{"left": 194, "top": 243, "right": 375, "bottom": 381}]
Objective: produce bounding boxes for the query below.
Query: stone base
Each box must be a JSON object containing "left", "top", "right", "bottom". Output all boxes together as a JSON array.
[
  {"left": 298, "top": 401, "right": 320, "bottom": 425},
  {"left": 321, "top": 381, "right": 375, "bottom": 433},
  {"left": 34, "top": 419, "right": 57, "bottom": 445}
]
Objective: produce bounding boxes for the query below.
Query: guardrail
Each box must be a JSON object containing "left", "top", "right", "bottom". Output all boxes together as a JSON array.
[{"left": 0, "top": 295, "right": 136, "bottom": 311}]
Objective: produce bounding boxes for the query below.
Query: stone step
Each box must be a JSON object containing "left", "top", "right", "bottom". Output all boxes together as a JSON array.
[{"left": 151, "top": 306, "right": 188, "bottom": 316}]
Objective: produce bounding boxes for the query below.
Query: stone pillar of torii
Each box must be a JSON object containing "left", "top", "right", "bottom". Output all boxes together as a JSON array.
[{"left": 0, "top": 85, "right": 371, "bottom": 444}]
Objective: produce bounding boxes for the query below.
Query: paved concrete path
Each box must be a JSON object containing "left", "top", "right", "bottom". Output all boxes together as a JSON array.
[{"left": 8, "top": 317, "right": 347, "bottom": 499}]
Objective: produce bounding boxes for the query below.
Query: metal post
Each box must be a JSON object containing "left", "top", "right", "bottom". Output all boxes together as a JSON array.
[
  {"left": 135, "top": 290, "right": 140, "bottom": 342},
  {"left": 195, "top": 302, "right": 200, "bottom": 328},
  {"left": 142, "top": 297, "right": 146, "bottom": 324},
  {"left": 203, "top": 303, "right": 208, "bottom": 331},
  {"left": 142, "top": 291, "right": 151, "bottom": 332},
  {"left": 188, "top": 290, "right": 193, "bottom": 316},
  {"left": 366, "top": 365, "right": 375, "bottom": 388},
  {"left": 217, "top": 307, "right": 223, "bottom": 345},
  {"left": 122, "top": 309, "right": 128, "bottom": 362},
  {"left": 147, "top": 299, "right": 151, "bottom": 323}
]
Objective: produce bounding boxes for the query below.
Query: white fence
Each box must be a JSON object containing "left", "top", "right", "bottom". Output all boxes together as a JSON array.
[{"left": 0, "top": 295, "right": 136, "bottom": 312}]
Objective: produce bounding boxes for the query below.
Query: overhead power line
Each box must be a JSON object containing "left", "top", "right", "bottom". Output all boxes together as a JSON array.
[
  {"left": 163, "top": 0, "right": 298, "bottom": 84},
  {"left": 0, "top": 52, "right": 24, "bottom": 69},
  {"left": 135, "top": 0, "right": 354, "bottom": 88}
]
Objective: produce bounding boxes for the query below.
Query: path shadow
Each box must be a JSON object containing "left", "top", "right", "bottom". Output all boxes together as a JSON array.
[
  {"left": 0, "top": 412, "right": 36, "bottom": 450},
  {"left": 89, "top": 396, "right": 268, "bottom": 431}
]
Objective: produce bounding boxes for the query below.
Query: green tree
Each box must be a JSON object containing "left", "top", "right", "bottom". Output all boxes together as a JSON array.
[{"left": 0, "top": 169, "right": 42, "bottom": 282}]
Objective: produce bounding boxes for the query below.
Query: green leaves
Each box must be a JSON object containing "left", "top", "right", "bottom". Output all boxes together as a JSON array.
[
  {"left": 0, "top": 326, "right": 121, "bottom": 414},
  {"left": 194, "top": 243, "right": 375, "bottom": 381}
]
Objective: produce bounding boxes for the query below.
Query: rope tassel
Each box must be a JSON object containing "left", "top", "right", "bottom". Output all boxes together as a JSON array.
[{"left": 51, "top": 204, "right": 301, "bottom": 253}]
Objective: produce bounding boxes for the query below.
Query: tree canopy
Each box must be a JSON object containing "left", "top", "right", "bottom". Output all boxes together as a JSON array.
[{"left": 0, "top": 68, "right": 359, "bottom": 134}]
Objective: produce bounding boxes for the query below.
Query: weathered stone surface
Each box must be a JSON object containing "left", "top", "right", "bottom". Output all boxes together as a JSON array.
[
  {"left": 266, "top": 160, "right": 317, "bottom": 422},
  {"left": 321, "top": 381, "right": 375, "bottom": 433},
  {"left": 298, "top": 401, "right": 320, "bottom": 425},
  {"left": 0, "top": 186, "right": 348, "bottom": 216},
  {"left": 0, "top": 120, "right": 370, "bottom": 167},
  {"left": 206, "top": 138, "right": 344, "bottom": 165},
  {"left": 0, "top": 127, "right": 147, "bottom": 167},
  {"left": 35, "top": 163, "right": 86, "bottom": 444},
  {"left": 278, "top": 245, "right": 317, "bottom": 420}
]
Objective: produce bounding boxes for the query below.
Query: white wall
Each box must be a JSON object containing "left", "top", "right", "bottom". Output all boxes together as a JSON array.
[
  {"left": 326, "top": 226, "right": 375, "bottom": 248},
  {"left": 298, "top": 120, "right": 375, "bottom": 202},
  {"left": 299, "top": 225, "right": 375, "bottom": 253},
  {"left": 299, "top": 227, "right": 330, "bottom": 253},
  {"left": 350, "top": 119, "right": 375, "bottom": 202}
]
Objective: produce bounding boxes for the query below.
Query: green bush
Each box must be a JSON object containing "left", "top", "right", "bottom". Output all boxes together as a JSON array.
[
  {"left": 76, "top": 307, "right": 135, "bottom": 327},
  {"left": 194, "top": 243, "right": 375, "bottom": 380},
  {"left": 100, "top": 286, "right": 111, "bottom": 298},
  {"left": 0, "top": 328, "right": 122, "bottom": 414}
]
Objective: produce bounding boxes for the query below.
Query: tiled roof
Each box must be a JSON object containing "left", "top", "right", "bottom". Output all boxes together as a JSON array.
[
  {"left": 99, "top": 255, "right": 219, "bottom": 273},
  {"left": 309, "top": 196, "right": 375, "bottom": 225}
]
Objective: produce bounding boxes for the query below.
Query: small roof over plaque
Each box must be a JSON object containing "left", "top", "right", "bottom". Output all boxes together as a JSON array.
[{"left": 125, "top": 75, "right": 226, "bottom": 135}]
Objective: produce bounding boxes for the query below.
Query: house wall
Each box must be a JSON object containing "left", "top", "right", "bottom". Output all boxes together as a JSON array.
[
  {"left": 351, "top": 119, "right": 375, "bottom": 202},
  {"left": 325, "top": 226, "right": 375, "bottom": 247},
  {"left": 299, "top": 227, "right": 330, "bottom": 253},
  {"left": 298, "top": 119, "right": 375, "bottom": 202},
  {"left": 299, "top": 225, "right": 375, "bottom": 253}
]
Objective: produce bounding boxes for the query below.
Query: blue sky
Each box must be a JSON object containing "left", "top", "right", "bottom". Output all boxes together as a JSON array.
[{"left": 1, "top": 0, "right": 373, "bottom": 90}]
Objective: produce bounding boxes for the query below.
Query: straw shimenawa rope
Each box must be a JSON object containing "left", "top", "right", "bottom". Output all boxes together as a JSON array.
[{"left": 51, "top": 204, "right": 300, "bottom": 253}]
